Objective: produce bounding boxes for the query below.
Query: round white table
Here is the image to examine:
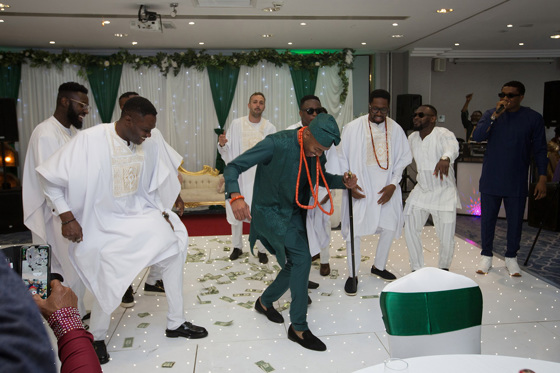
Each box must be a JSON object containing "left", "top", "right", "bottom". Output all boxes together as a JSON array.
[{"left": 354, "top": 354, "right": 560, "bottom": 373}]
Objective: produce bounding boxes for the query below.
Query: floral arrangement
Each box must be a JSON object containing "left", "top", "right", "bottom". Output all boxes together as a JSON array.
[{"left": 0, "top": 48, "right": 354, "bottom": 104}]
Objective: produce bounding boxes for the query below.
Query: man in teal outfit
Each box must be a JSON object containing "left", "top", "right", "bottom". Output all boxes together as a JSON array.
[{"left": 224, "top": 113, "right": 357, "bottom": 351}]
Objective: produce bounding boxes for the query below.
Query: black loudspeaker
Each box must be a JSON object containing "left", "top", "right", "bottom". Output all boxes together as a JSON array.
[
  {"left": 543, "top": 80, "right": 560, "bottom": 127},
  {"left": 396, "top": 94, "right": 422, "bottom": 131},
  {"left": 0, "top": 98, "right": 18, "bottom": 142},
  {"left": 528, "top": 182, "right": 560, "bottom": 232},
  {"left": 0, "top": 188, "right": 27, "bottom": 233}
]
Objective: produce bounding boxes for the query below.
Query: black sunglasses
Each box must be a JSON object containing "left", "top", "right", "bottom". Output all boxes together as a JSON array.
[
  {"left": 498, "top": 92, "right": 521, "bottom": 99},
  {"left": 303, "top": 107, "right": 328, "bottom": 115},
  {"left": 412, "top": 112, "right": 432, "bottom": 118}
]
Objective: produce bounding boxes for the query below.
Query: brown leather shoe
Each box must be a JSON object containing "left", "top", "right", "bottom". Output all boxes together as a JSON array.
[{"left": 320, "top": 263, "right": 331, "bottom": 276}]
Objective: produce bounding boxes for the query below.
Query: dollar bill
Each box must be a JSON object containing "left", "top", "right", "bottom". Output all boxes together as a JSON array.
[
  {"left": 216, "top": 280, "right": 232, "bottom": 285},
  {"left": 161, "top": 362, "right": 175, "bottom": 368},
  {"left": 320, "top": 291, "right": 333, "bottom": 296},
  {"left": 332, "top": 254, "right": 347, "bottom": 259},
  {"left": 137, "top": 312, "right": 150, "bottom": 318},
  {"left": 272, "top": 265, "right": 282, "bottom": 272},
  {"left": 233, "top": 293, "right": 252, "bottom": 297},
  {"left": 214, "top": 320, "right": 234, "bottom": 326},
  {"left": 263, "top": 280, "right": 273, "bottom": 285},
  {"left": 220, "top": 296, "right": 235, "bottom": 303},
  {"left": 245, "top": 288, "right": 264, "bottom": 293},
  {"left": 220, "top": 265, "right": 233, "bottom": 271},
  {"left": 223, "top": 246, "right": 231, "bottom": 252},
  {"left": 237, "top": 302, "right": 253, "bottom": 309},
  {"left": 329, "top": 269, "right": 339, "bottom": 279},
  {"left": 275, "top": 302, "right": 290, "bottom": 312},
  {"left": 197, "top": 295, "right": 211, "bottom": 304},
  {"left": 256, "top": 360, "right": 275, "bottom": 372},
  {"left": 361, "top": 294, "right": 380, "bottom": 299},
  {"left": 201, "top": 286, "right": 219, "bottom": 294},
  {"left": 123, "top": 337, "right": 134, "bottom": 348},
  {"left": 337, "top": 246, "right": 345, "bottom": 251},
  {"left": 137, "top": 323, "right": 150, "bottom": 328},
  {"left": 360, "top": 256, "right": 370, "bottom": 262}
]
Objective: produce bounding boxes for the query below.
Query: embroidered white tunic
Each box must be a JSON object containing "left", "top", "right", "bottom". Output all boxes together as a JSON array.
[
  {"left": 339, "top": 115, "right": 412, "bottom": 240},
  {"left": 36, "top": 123, "right": 186, "bottom": 314}
]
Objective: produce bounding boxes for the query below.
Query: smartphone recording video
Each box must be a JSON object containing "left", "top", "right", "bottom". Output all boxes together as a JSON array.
[{"left": 1, "top": 244, "right": 51, "bottom": 299}]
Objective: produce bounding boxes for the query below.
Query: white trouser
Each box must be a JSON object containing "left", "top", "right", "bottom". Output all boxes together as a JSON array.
[
  {"left": 145, "top": 265, "right": 163, "bottom": 286},
  {"left": 346, "top": 228, "right": 395, "bottom": 277},
  {"left": 90, "top": 251, "right": 187, "bottom": 340},
  {"left": 404, "top": 206, "right": 456, "bottom": 271},
  {"left": 320, "top": 245, "right": 330, "bottom": 264},
  {"left": 231, "top": 222, "right": 266, "bottom": 253}
]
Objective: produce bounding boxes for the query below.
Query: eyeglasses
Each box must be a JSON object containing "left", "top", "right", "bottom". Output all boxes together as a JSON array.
[
  {"left": 412, "top": 112, "right": 433, "bottom": 118},
  {"left": 69, "top": 98, "right": 91, "bottom": 111},
  {"left": 369, "top": 106, "right": 389, "bottom": 114},
  {"left": 303, "top": 107, "right": 328, "bottom": 115},
  {"left": 498, "top": 92, "right": 521, "bottom": 99}
]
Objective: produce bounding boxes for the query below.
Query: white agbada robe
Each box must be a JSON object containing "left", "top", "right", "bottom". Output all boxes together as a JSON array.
[
  {"left": 405, "top": 127, "right": 461, "bottom": 270},
  {"left": 22, "top": 116, "right": 83, "bottom": 293},
  {"left": 36, "top": 123, "right": 187, "bottom": 315},
  {"left": 339, "top": 115, "right": 412, "bottom": 240},
  {"left": 287, "top": 122, "right": 340, "bottom": 258},
  {"left": 218, "top": 116, "right": 276, "bottom": 225}
]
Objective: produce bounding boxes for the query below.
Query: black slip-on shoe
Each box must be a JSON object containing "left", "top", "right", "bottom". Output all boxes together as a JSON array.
[
  {"left": 121, "top": 285, "right": 134, "bottom": 308},
  {"left": 144, "top": 279, "right": 165, "bottom": 295},
  {"left": 344, "top": 277, "right": 358, "bottom": 296},
  {"left": 229, "top": 248, "right": 243, "bottom": 260},
  {"left": 288, "top": 324, "right": 326, "bottom": 351},
  {"left": 93, "top": 340, "right": 110, "bottom": 364},
  {"left": 370, "top": 266, "right": 397, "bottom": 281},
  {"left": 254, "top": 297, "right": 284, "bottom": 323},
  {"left": 258, "top": 252, "right": 269, "bottom": 264},
  {"left": 307, "top": 280, "right": 319, "bottom": 289},
  {"left": 166, "top": 321, "right": 208, "bottom": 339}
]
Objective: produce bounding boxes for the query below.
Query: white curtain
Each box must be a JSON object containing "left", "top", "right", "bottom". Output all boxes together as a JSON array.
[{"left": 15, "top": 62, "right": 352, "bottom": 174}]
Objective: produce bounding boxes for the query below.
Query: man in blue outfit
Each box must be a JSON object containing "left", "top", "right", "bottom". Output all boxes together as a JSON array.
[{"left": 471, "top": 81, "right": 547, "bottom": 277}]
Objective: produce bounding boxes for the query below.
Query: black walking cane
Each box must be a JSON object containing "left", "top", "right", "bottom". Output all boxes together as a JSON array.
[{"left": 347, "top": 171, "right": 357, "bottom": 290}]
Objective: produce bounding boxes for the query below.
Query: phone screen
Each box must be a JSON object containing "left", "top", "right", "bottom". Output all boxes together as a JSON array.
[{"left": 1, "top": 244, "right": 51, "bottom": 299}]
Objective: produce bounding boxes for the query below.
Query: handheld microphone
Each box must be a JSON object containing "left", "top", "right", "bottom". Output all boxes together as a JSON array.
[{"left": 495, "top": 104, "right": 505, "bottom": 115}]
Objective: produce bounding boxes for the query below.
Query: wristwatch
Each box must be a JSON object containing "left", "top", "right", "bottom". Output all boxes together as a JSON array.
[{"left": 440, "top": 156, "right": 450, "bottom": 162}]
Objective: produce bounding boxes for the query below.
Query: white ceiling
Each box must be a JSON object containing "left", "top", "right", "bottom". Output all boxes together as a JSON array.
[{"left": 0, "top": 0, "right": 559, "bottom": 57}]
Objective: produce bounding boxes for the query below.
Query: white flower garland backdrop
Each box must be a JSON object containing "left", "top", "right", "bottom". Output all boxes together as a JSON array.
[{"left": 16, "top": 63, "right": 353, "bottom": 171}]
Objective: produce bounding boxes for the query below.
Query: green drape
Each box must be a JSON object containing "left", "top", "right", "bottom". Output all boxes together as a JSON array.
[
  {"left": 0, "top": 64, "right": 22, "bottom": 99},
  {"left": 207, "top": 65, "right": 240, "bottom": 172},
  {"left": 380, "top": 287, "right": 483, "bottom": 336},
  {"left": 289, "top": 67, "right": 319, "bottom": 106},
  {"left": 87, "top": 64, "right": 123, "bottom": 123}
]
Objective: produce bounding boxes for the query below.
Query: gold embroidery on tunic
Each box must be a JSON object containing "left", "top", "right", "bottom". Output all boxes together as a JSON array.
[
  {"left": 106, "top": 124, "right": 144, "bottom": 198},
  {"left": 365, "top": 120, "right": 392, "bottom": 168},
  {"left": 242, "top": 117, "right": 266, "bottom": 151}
]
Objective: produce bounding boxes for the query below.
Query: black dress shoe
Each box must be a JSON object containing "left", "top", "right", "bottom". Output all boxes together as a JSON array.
[
  {"left": 370, "top": 266, "right": 397, "bottom": 281},
  {"left": 92, "top": 340, "right": 110, "bottom": 364},
  {"left": 307, "top": 280, "right": 319, "bottom": 289},
  {"left": 344, "top": 277, "right": 358, "bottom": 296},
  {"left": 229, "top": 247, "right": 243, "bottom": 260},
  {"left": 287, "top": 324, "right": 326, "bottom": 351},
  {"left": 254, "top": 297, "right": 284, "bottom": 323},
  {"left": 121, "top": 285, "right": 134, "bottom": 308},
  {"left": 166, "top": 321, "right": 208, "bottom": 339},
  {"left": 258, "top": 252, "right": 269, "bottom": 264},
  {"left": 308, "top": 295, "right": 312, "bottom": 305}
]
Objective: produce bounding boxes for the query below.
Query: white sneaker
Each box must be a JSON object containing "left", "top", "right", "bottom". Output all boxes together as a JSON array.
[
  {"left": 476, "top": 256, "right": 492, "bottom": 274},
  {"left": 505, "top": 257, "right": 522, "bottom": 277}
]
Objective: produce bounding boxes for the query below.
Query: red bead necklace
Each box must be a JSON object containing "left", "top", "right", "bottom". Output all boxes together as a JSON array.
[{"left": 368, "top": 120, "right": 389, "bottom": 170}]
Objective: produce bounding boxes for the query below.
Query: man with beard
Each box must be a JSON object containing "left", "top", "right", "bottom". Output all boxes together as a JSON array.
[
  {"left": 287, "top": 95, "right": 335, "bottom": 276},
  {"left": 36, "top": 97, "right": 208, "bottom": 364},
  {"left": 461, "top": 93, "right": 482, "bottom": 141},
  {"left": 23, "top": 82, "right": 90, "bottom": 317},
  {"left": 218, "top": 92, "right": 276, "bottom": 263},
  {"left": 339, "top": 89, "right": 412, "bottom": 295},
  {"left": 404, "top": 105, "right": 461, "bottom": 271}
]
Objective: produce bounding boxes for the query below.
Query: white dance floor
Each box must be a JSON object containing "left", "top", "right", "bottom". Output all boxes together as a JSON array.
[{"left": 58, "top": 227, "right": 559, "bottom": 372}]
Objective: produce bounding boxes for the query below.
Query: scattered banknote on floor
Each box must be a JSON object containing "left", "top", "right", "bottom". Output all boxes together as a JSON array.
[
  {"left": 223, "top": 246, "right": 231, "bottom": 251},
  {"left": 161, "top": 362, "right": 175, "bottom": 368},
  {"left": 216, "top": 280, "right": 232, "bottom": 285},
  {"left": 238, "top": 301, "right": 254, "bottom": 309},
  {"left": 256, "top": 360, "right": 275, "bottom": 372},
  {"left": 220, "top": 296, "right": 235, "bottom": 303},
  {"left": 197, "top": 295, "right": 211, "bottom": 304},
  {"left": 137, "top": 312, "right": 150, "bottom": 318},
  {"left": 337, "top": 246, "right": 345, "bottom": 251},
  {"left": 320, "top": 291, "right": 333, "bottom": 296},
  {"left": 220, "top": 265, "right": 233, "bottom": 271},
  {"left": 273, "top": 265, "right": 281, "bottom": 272},
  {"left": 332, "top": 254, "right": 346, "bottom": 259},
  {"left": 361, "top": 256, "right": 370, "bottom": 262},
  {"left": 233, "top": 293, "right": 252, "bottom": 297},
  {"left": 245, "top": 288, "right": 263, "bottom": 293},
  {"left": 123, "top": 337, "right": 134, "bottom": 348},
  {"left": 329, "top": 269, "right": 339, "bottom": 279},
  {"left": 361, "top": 294, "right": 380, "bottom": 299},
  {"left": 275, "top": 302, "right": 290, "bottom": 313},
  {"left": 214, "top": 320, "right": 233, "bottom": 326},
  {"left": 137, "top": 323, "right": 150, "bottom": 328}
]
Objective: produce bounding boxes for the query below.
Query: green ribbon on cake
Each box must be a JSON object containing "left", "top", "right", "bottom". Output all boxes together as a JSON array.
[{"left": 380, "top": 287, "right": 483, "bottom": 336}]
